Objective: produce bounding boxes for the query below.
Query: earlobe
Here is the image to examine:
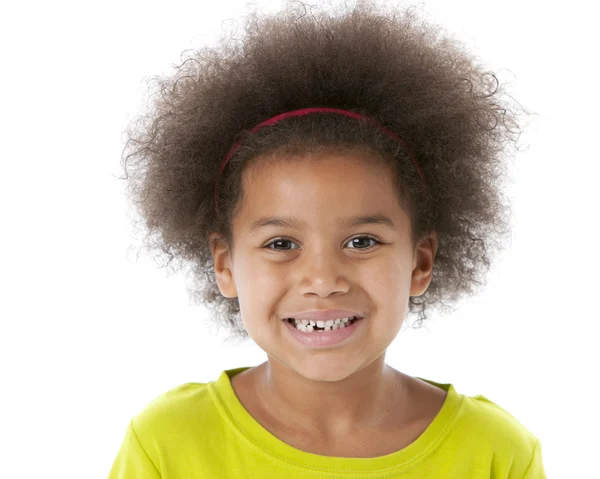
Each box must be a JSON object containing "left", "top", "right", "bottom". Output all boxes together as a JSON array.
[
  {"left": 409, "top": 231, "right": 438, "bottom": 297},
  {"left": 208, "top": 232, "right": 238, "bottom": 298}
]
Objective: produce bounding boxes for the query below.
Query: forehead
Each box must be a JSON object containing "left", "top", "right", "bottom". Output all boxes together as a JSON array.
[{"left": 234, "top": 151, "right": 410, "bottom": 231}]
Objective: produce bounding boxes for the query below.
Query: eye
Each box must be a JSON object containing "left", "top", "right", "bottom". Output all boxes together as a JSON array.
[
  {"left": 346, "top": 236, "right": 382, "bottom": 250},
  {"left": 263, "top": 235, "right": 382, "bottom": 251},
  {"left": 264, "top": 238, "right": 300, "bottom": 251}
]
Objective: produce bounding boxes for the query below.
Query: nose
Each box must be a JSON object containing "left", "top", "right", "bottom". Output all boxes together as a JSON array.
[{"left": 296, "top": 246, "right": 351, "bottom": 297}]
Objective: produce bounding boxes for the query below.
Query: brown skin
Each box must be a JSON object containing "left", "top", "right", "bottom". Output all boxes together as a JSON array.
[{"left": 209, "top": 151, "right": 445, "bottom": 455}]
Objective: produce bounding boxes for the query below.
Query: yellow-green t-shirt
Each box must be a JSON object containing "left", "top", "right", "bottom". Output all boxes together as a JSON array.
[{"left": 108, "top": 367, "right": 547, "bottom": 478}]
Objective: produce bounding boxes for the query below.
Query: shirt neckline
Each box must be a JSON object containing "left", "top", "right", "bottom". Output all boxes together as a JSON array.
[{"left": 208, "top": 366, "right": 465, "bottom": 475}]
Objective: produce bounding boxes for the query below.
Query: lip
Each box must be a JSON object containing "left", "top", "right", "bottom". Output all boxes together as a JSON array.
[
  {"left": 283, "top": 316, "right": 364, "bottom": 348},
  {"left": 281, "top": 309, "right": 364, "bottom": 322}
]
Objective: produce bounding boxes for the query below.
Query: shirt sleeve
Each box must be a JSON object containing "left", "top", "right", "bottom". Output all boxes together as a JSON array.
[
  {"left": 108, "top": 420, "right": 161, "bottom": 479},
  {"left": 522, "top": 439, "right": 547, "bottom": 479}
]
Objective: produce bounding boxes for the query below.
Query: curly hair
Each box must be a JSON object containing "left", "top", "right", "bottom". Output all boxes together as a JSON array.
[{"left": 120, "top": 0, "right": 530, "bottom": 341}]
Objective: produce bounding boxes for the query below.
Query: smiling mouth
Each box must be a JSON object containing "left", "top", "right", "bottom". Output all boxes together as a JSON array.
[{"left": 284, "top": 316, "right": 361, "bottom": 332}]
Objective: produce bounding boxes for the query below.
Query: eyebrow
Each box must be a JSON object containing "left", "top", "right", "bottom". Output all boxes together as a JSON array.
[{"left": 248, "top": 213, "right": 396, "bottom": 233}]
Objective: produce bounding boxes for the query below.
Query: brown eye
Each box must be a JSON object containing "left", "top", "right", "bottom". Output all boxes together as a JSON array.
[
  {"left": 264, "top": 238, "right": 298, "bottom": 250},
  {"left": 345, "top": 236, "right": 381, "bottom": 250}
]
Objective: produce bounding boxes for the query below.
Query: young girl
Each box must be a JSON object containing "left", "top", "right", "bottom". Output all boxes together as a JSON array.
[{"left": 109, "top": 1, "right": 546, "bottom": 477}]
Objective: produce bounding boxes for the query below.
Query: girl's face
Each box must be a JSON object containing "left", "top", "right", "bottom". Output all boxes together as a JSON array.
[{"left": 210, "top": 151, "right": 437, "bottom": 382}]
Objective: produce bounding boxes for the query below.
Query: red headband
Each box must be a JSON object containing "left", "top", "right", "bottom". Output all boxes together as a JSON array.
[{"left": 214, "top": 107, "right": 428, "bottom": 221}]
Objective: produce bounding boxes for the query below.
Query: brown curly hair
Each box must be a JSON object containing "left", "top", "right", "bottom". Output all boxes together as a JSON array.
[{"left": 120, "top": 0, "right": 530, "bottom": 341}]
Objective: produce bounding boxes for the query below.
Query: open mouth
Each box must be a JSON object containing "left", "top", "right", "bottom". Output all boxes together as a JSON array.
[{"left": 284, "top": 316, "right": 361, "bottom": 333}]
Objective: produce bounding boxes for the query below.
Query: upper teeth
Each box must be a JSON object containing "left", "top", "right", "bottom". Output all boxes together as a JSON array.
[{"left": 289, "top": 317, "right": 356, "bottom": 327}]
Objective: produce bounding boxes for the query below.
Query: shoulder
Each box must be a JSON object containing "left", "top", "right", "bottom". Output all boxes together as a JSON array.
[
  {"left": 415, "top": 376, "right": 543, "bottom": 474},
  {"left": 127, "top": 378, "right": 223, "bottom": 459},
  {"left": 132, "top": 381, "right": 213, "bottom": 433},
  {"left": 131, "top": 367, "right": 252, "bottom": 442},
  {"left": 111, "top": 380, "right": 221, "bottom": 475},
  {"left": 451, "top": 387, "right": 544, "bottom": 473},
  {"left": 459, "top": 391, "right": 540, "bottom": 446},
  {"left": 415, "top": 375, "right": 539, "bottom": 446}
]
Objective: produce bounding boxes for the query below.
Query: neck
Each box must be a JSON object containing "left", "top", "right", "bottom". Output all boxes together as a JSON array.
[{"left": 251, "top": 355, "right": 406, "bottom": 437}]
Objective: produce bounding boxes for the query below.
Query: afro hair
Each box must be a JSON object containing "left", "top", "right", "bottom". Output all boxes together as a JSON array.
[{"left": 120, "top": 0, "right": 530, "bottom": 340}]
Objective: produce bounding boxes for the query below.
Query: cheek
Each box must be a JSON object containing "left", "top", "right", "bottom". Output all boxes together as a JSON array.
[
  {"left": 362, "top": 260, "right": 413, "bottom": 326},
  {"left": 236, "top": 260, "right": 286, "bottom": 324},
  {"left": 248, "top": 262, "right": 286, "bottom": 294},
  {"left": 234, "top": 255, "right": 277, "bottom": 295},
  {"left": 364, "top": 259, "right": 409, "bottom": 293}
]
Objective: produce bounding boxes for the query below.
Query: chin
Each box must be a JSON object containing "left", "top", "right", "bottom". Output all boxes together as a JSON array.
[{"left": 288, "top": 357, "right": 362, "bottom": 383}]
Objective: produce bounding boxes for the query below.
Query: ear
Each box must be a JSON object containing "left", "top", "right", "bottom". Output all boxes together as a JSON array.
[
  {"left": 409, "top": 230, "right": 438, "bottom": 297},
  {"left": 208, "top": 232, "right": 238, "bottom": 298}
]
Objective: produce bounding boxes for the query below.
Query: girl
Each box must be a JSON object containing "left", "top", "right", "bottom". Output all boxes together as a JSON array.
[{"left": 109, "top": 1, "right": 546, "bottom": 477}]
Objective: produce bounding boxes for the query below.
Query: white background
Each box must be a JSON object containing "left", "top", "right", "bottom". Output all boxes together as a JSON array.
[{"left": 1, "top": 0, "right": 598, "bottom": 477}]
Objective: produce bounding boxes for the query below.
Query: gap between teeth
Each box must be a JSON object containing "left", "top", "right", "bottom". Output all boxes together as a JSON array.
[{"left": 288, "top": 317, "right": 358, "bottom": 332}]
